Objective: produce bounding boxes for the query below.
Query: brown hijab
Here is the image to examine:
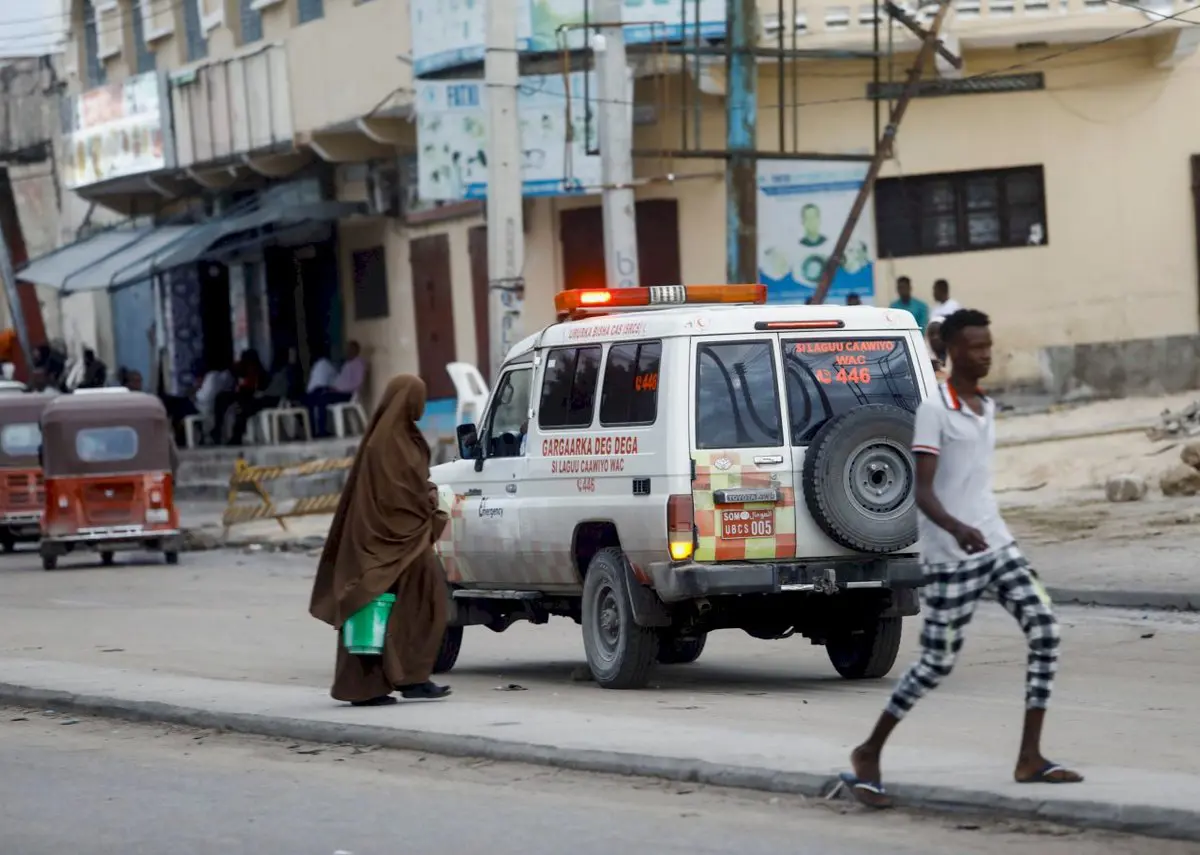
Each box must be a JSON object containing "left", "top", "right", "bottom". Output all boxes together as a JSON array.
[{"left": 309, "top": 374, "right": 444, "bottom": 628}]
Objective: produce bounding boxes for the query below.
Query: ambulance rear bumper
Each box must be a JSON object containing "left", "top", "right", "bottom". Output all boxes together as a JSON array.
[{"left": 648, "top": 554, "right": 923, "bottom": 605}]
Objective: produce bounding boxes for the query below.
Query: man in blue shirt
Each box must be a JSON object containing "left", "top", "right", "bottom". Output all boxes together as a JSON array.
[{"left": 889, "top": 276, "right": 929, "bottom": 330}]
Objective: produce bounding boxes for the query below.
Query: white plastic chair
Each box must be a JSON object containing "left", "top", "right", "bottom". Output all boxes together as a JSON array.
[
  {"left": 182, "top": 414, "right": 205, "bottom": 449},
  {"left": 446, "top": 362, "right": 490, "bottom": 427},
  {"left": 261, "top": 399, "right": 311, "bottom": 444},
  {"left": 329, "top": 390, "right": 367, "bottom": 439}
]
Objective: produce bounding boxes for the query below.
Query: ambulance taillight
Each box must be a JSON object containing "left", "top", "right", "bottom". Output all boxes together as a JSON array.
[{"left": 667, "top": 494, "right": 695, "bottom": 561}]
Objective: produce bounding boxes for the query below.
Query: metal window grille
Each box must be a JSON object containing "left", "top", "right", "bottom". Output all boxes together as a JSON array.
[
  {"left": 867, "top": 73, "right": 1045, "bottom": 100},
  {"left": 184, "top": 0, "right": 208, "bottom": 61},
  {"left": 297, "top": 0, "right": 324, "bottom": 23},
  {"left": 240, "top": 0, "right": 263, "bottom": 44},
  {"left": 83, "top": 0, "right": 106, "bottom": 87},
  {"left": 131, "top": 4, "right": 157, "bottom": 74}
]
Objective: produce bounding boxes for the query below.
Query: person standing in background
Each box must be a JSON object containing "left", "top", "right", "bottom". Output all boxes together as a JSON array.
[
  {"left": 931, "top": 279, "right": 963, "bottom": 321},
  {"left": 889, "top": 276, "right": 929, "bottom": 331}
]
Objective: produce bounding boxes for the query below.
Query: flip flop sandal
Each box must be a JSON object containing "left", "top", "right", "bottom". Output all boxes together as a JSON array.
[
  {"left": 830, "top": 771, "right": 894, "bottom": 808},
  {"left": 1017, "top": 762, "right": 1083, "bottom": 784}
]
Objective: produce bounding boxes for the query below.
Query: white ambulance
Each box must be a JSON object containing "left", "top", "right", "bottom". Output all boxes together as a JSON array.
[{"left": 429, "top": 284, "right": 932, "bottom": 689}]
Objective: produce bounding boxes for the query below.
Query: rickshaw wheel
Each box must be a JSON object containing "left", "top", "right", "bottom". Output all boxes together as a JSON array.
[
  {"left": 165, "top": 551, "right": 179, "bottom": 566},
  {"left": 41, "top": 555, "right": 57, "bottom": 571},
  {"left": 1, "top": 538, "right": 13, "bottom": 554},
  {"left": 100, "top": 551, "right": 115, "bottom": 567}
]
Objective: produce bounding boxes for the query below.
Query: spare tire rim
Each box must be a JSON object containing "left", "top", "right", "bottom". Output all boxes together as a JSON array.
[{"left": 843, "top": 438, "right": 913, "bottom": 518}]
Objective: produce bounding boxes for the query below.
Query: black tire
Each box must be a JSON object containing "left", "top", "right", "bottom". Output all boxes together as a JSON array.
[
  {"left": 164, "top": 551, "right": 180, "bottom": 566},
  {"left": 826, "top": 616, "right": 903, "bottom": 679},
  {"left": 41, "top": 555, "right": 57, "bottom": 571},
  {"left": 1, "top": 538, "right": 14, "bottom": 554},
  {"left": 581, "top": 547, "right": 659, "bottom": 689},
  {"left": 802, "top": 404, "right": 918, "bottom": 554},
  {"left": 657, "top": 632, "right": 707, "bottom": 665},
  {"left": 432, "top": 625, "right": 463, "bottom": 674},
  {"left": 100, "top": 551, "right": 115, "bottom": 567}
]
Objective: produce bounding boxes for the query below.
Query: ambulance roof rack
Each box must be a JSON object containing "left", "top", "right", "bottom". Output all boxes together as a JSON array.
[{"left": 555, "top": 284, "right": 767, "bottom": 320}]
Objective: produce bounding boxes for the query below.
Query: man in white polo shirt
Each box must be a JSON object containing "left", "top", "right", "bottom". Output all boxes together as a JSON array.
[{"left": 839, "top": 308, "right": 1082, "bottom": 809}]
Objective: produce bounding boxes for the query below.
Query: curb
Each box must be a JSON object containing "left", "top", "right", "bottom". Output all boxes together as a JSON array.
[
  {"left": 0, "top": 682, "right": 1196, "bottom": 842},
  {"left": 1045, "top": 587, "right": 1200, "bottom": 612}
]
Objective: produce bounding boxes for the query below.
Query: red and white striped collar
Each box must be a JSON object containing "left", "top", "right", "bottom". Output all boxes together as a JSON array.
[{"left": 939, "top": 381, "right": 988, "bottom": 412}]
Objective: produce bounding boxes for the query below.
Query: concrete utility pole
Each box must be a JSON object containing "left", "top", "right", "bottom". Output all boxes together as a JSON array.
[
  {"left": 592, "top": 0, "right": 640, "bottom": 288},
  {"left": 725, "top": 0, "right": 758, "bottom": 285},
  {"left": 485, "top": 0, "right": 526, "bottom": 381}
]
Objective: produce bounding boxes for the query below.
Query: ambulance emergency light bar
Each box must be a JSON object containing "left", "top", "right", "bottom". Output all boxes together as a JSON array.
[{"left": 555, "top": 284, "right": 767, "bottom": 319}]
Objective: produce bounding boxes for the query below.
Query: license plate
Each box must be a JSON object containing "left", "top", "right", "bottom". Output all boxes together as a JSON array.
[
  {"left": 720, "top": 509, "right": 774, "bottom": 539},
  {"left": 145, "top": 508, "right": 169, "bottom": 523}
]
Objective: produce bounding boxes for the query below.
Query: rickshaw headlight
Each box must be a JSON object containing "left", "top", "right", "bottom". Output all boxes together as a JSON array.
[
  {"left": 149, "top": 489, "right": 162, "bottom": 505},
  {"left": 57, "top": 496, "right": 68, "bottom": 509}
]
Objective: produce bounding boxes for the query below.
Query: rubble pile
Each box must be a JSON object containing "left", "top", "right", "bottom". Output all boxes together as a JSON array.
[{"left": 1148, "top": 401, "right": 1200, "bottom": 441}]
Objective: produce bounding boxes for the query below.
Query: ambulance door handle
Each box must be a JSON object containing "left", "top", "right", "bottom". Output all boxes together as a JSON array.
[
  {"left": 754, "top": 455, "right": 784, "bottom": 466},
  {"left": 506, "top": 484, "right": 517, "bottom": 494}
]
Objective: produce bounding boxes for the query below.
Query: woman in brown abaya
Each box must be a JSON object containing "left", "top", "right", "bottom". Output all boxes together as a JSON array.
[{"left": 309, "top": 374, "right": 452, "bottom": 705}]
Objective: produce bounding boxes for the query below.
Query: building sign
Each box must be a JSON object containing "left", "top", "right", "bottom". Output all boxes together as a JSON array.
[
  {"left": 61, "top": 71, "right": 173, "bottom": 190},
  {"left": 756, "top": 160, "right": 877, "bottom": 305},
  {"left": 528, "top": 0, "right": 726, "bottom": 52},
  {"left": 416, "top": 71, "right": 631, "bottom": 200},
  {"left": 411, "top": 0, "right": 532, "bottom": 76},
  {"left": 411, "top": 0, "right": 724, "bottom": 75}
]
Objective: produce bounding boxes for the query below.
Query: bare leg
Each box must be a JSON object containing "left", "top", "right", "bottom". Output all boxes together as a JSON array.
[{"left": 850, "top": 712, "right": 900, "bottom": 799}]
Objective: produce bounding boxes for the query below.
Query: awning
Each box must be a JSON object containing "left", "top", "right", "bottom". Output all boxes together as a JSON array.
[{"left": 17, "top": 200, "right": 365, "bottom": 294}]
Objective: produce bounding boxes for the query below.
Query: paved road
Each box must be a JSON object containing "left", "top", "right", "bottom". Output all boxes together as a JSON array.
[
  {"left": 0, "top": 547, "right": 1196, "bottom": 780},
  {"left": 0, "top": 712, "right": 1187, "bottom": 855}
]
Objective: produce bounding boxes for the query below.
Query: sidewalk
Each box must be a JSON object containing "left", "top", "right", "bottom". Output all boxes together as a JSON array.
[{"left": 0, "top": 549, "right": 1197, "bottom": 840}]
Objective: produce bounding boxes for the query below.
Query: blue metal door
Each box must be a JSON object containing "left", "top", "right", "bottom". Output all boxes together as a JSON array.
[{"left": 111, "top": 279, "right": 155, "bottom": 384}]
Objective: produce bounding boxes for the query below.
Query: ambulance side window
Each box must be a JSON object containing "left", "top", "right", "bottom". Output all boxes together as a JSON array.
[
  {"left": 538, "top": 346, "right": 601, "bottom": 429},
  {"left": 599, "top": 340, "right": 661, "bottom": 427},
  {"left": 483, "top": 367, "right": 532, "bottom": 458}
]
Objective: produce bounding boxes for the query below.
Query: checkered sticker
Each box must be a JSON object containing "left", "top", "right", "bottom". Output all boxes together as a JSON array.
[{"left": 692, "top": 450, "right": 796, "bottom": 562}]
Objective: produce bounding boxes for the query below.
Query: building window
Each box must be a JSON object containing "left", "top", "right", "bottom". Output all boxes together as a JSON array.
[
  {"left": 83, "top": 0, "right": 106, "bottom": 87},
  {"left": 298, "top": 0, "right": 324, "bottom": 23},
  {"left": 184, "top": 0, "right": 208, "bottom": 60},
  {"left": 130, "top": 3, "right": 157, "bottom": 73},
  {"left": 239, "top": 0, "right": 262, "bottom": 44},
  {"left": 352, "top": 246, "right": 389, "bottom": 320},
  {"left": 874, "top": 166, "right": 1047, "bottom": 258}
]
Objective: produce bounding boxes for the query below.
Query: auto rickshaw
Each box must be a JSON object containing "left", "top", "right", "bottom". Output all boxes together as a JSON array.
[
  {"left": 0, "top": 393, "right": 53, "bottom": 552},
  {"left": 39, "top": 388, "right": 182, "bottom": 570}
]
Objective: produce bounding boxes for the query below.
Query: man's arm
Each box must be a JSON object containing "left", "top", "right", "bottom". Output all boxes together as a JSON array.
[{"left": 912, "top": 404, "right": 988, "bottom": 554}]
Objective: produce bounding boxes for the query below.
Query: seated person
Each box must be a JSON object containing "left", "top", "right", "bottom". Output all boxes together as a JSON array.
[
  {"left": 230, "top": 354, "right": 294, "bottom": 445},
  {"left": 305, "top": 341, "right": 366, "bottom": 438}
]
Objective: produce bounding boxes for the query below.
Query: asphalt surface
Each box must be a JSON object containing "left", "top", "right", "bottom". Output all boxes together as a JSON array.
[{"left": 0, "top": 712, "right": 1190, "bottom": 855}]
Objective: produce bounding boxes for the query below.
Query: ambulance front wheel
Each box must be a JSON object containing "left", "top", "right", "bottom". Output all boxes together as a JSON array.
[{"left": 582, "top": 548, "right": 659, "bottom": 689}]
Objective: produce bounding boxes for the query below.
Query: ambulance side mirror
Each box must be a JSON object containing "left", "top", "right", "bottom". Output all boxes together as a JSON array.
[{"left": 456, "top": 423, "right": 480, "bottom": 462}]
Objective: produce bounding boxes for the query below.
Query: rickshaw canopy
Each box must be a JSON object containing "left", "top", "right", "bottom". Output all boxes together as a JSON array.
[
  {"left": 0, "top": 393, "right": 54, "bottom": 468},
  {"left": 40, "top": 391, "right": 174, "bottom": 477}
]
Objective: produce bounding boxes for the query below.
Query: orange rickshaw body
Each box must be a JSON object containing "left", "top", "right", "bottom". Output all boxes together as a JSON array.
[
  {"left": 39, "top": 390, "right": 182, "bottom": 567},
  {"left": 0, "top": 393, "right": 53, "bottom": 550}
]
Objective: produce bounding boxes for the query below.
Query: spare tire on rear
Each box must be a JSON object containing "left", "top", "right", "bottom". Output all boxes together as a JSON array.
[{"left": 801, "top": 404, "right": 918, "bottom": 554}]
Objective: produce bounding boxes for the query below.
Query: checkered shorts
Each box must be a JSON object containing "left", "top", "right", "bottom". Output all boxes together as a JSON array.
[{"left": 886, "top": 542, "right": 1060, "bottom": 720}]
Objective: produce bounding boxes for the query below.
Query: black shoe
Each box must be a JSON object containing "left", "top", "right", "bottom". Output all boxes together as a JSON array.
[
  {"left": 398, "top": 682, "right": 451, "bottom": 700},
  {"left": 350, "top": 695, "right": 397, "bottom": 707}
]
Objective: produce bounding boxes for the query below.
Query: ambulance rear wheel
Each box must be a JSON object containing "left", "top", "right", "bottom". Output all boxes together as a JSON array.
[
  {"left": 432, "top": 625, "right": 462, "bottom": 674},
  {"left": 582, "top": 548, "right": 658, "bottom": 689}
]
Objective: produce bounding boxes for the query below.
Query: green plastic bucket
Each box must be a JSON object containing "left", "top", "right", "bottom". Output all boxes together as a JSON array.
[{"left": 342, "top": 593, "right": 395, "bottom": 656}]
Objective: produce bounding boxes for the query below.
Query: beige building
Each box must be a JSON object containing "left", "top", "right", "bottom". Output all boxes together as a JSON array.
[{"left": 39, "top": 0, "right": 1200, "bottom": 406}]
